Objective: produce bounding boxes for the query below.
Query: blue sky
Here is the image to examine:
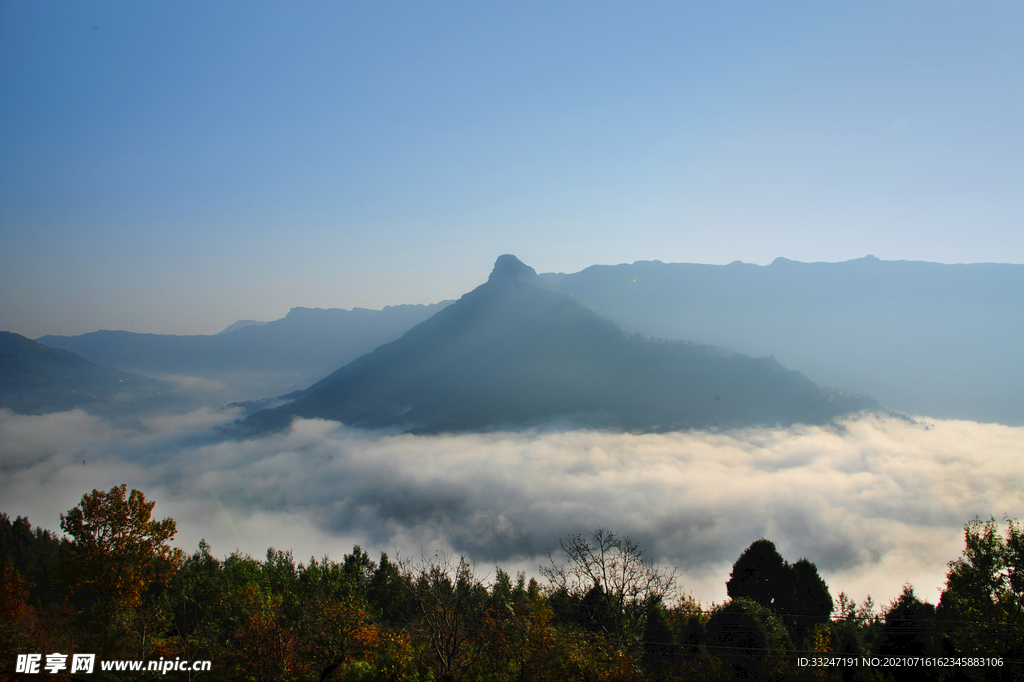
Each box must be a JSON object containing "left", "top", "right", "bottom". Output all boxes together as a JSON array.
[{"left": 2, "top": 1, "right": 1022, "bottom": 336}]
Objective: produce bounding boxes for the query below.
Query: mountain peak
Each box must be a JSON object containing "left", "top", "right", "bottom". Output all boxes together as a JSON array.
[{"left": 488, "top": 254, "right": 541, "bottom": 286}]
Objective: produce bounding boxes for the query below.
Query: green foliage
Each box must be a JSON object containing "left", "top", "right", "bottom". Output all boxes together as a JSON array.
[
  {"left": 409, "top": 552, "right": 487, "bottom": 681},
  {"left": 876, "top": 586, "right": 940, "bottom": 681},
  {"left": 367, "top": 552, "right": 416, "bottom": 625},
  {"left": 12, "top": 486, "right": 1024, "bottom": 682},
  {"left": 783, "top": 558, "right": 834, "bottom": 645},
  {"left": 726, "top": 539, "right": 789, "bottom": 610},
  {"left": 706, "top": 597, "right": 794, "bottom": 681},
  {"left": 828, "top": 592, "right": 882, "bottom": 679},
  {"left": 0, "top": 512, "right": 69, "bottom": 607},
  {"left": 726, "top": 539, "right": 833, "bottom": 647},
  {"left": 642, "top": 601, "right": 675, "bottom": 678},
  {"left": 168, "top": 540, "right": 225, "bottom": 680},
  {"left": 939, "top": 517, "right": 1024, "bottom": 678}
]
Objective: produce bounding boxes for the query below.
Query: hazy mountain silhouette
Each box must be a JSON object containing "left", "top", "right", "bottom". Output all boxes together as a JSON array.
[
  {"left": 0, "top": 332, "right": 183, "bottom": 417},
  {"left": 245, "top": 256, "right": 876, "bottom": 434},
  {"left": 37, "top": 302, "right": 452, "bottom": 400},
  {"left": 217, "top": 319, "right": 268, "bottom": 335},
  {"left": 543, "top": 257, "right": 1024, "bottom": 424}
]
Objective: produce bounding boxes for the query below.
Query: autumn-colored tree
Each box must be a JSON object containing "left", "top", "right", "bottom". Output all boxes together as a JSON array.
[
  {"left": 0, "top": 560, "right": 31, "bottom": 624},
  {"left": 61, "top": 484, "right": 183, "bottom": 607},
  {"left": 229, "top": 585, "right": 306, "bottom": 682},
  {"left": 469, "top": 569, "right": 562, "bottom": 681},
  {"left": 295, "top": 555, "right": 379, "bottom": 680},
  {"left": 60, "top": 484, "right": 184, "bottom": 655},
  {"left": 0, "top": 560, "right": 34, "bottom": 667}
]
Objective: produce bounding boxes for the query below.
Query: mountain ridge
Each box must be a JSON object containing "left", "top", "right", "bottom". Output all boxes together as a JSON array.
[
  {"left": 244, "top": 255, "right": 877, "bottom": 434},
  {"left": 36, "top": 301, "right": 454, "bottom": 401},
  {"left": 547, "top": 256, "right": 1024, "bottom": 424},
  {"left": 0, "top": 331, "right": 183, "bottom": 418}
]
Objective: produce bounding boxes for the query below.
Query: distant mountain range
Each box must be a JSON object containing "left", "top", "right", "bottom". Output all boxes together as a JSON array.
[
  {"left": 26, "top": 254, "right": 1020, "bottom": 427},
  {"left": 0, "top": 332, "right": 184, "bottom": 418},
  {"left": 542, "top": 257, "right": 1024, "bottom": 424},
  {"left": 244, "top": 256, "right": 876, "bottom": 434},
  {"left": 37, "top": 302, "right": 452, "bottom": 400}
]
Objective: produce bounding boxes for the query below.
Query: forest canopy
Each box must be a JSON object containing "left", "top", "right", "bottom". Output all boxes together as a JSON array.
[{"left": 1, "top": 487, "right": 1022, "bottom": 681}]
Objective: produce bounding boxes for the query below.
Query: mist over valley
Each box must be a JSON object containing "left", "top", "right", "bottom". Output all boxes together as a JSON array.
[
  {"left": 5, "top": 4, "right": 1024, "bottom": 672},
  {"left": 3, "top": 253, "right": 1021, "bottom": 609}
]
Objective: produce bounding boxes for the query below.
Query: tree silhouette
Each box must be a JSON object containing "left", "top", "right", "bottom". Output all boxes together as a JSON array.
[
  {"left": 777, "top": 557, "right": 833, "bottom": 645},
  {"left": 726, "top": 539, "right": 789, "bottom": 610},
  {"left": 727, "top": 539, "right": 833, "bottom": 646},
  {"left": 706, "top": 597, "right": 793, "bottom": 680},
  {"left": 877, "top": 585, "right": 940, "bottom": 681},
  {"left": 541, "top": 528, "right": 676, "bottom": 643}
]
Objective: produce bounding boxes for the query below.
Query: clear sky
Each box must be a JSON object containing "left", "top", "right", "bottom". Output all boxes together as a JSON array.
[{"left": 2, "top": 1, "right": 1022, "bottom": 337}]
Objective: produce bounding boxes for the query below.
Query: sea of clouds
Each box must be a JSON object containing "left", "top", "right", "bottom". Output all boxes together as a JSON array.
[{"left": 2, "top": 407, "right": 1021, "bottom": 607}]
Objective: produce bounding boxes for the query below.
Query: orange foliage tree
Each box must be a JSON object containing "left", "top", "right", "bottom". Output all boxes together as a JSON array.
[
  {"left": 60, "top": 484, "right": 184, "bottom": 655},
  {"left": 61, "top": 484, "right": 183, "bottom": 608}
]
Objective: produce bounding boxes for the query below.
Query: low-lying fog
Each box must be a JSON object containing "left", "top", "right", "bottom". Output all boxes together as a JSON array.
[{"left": 2, "top": 407, "right": 1021, "bottom": 608}]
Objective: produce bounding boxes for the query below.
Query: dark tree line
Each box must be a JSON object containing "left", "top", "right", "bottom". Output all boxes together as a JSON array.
[{"left": 3, "top": 488, "right": 1023, "bottom": 681}]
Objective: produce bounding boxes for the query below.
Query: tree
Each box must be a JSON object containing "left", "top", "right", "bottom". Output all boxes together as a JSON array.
[
  {"left": 726, "top": 539, "right": 833, "bottom": 645},
  {"left": 229, "top": 584, "right": 305, "bottom": 682},
  {"left": 0, "top": 559, "right": 33, "bottom": 662},
  {"left": 877, "top": 585, "right": 940, "bottom": 682},
  {"left": 60, "top": 484, "right": 183, "bottom": 655},
  {"left": 408, "top": 552, "right": 486, "bottom": 681},
  {"left": 367, "top": 552, "right": 415, "bottom": 625},
  {"left": 706, "top": 597, "right": 793, "bottom": 681},
  {"left": 726, "top": 539, "right": 789, "bottom": 610},
  {"left": 641, "top": 598, "right": 675, "bottom": 678},
  {"left": 0, "top": 513, "right": 69, "bottom": 607},
  {"left": 473, "top": 569, "right": 562, "bottom": 682},
  {"left": 829, "top": 592, "right": 882, "bottom": 678},
  {"left": 169, "top": 540, "right": 226, "bottom": 682},
  {"left": 61, "top": 485, "right": 182, "bottom": 608},
  {"left": 541, "top": 528, "right": 677, "bottom": 643},
  {"left": 777, "top": 558, "right": 833, "bottom": 645},
  {"left": 939, "top": 517, "right": 1024, "bottom": 676},
  {"left": 293, "top": 549, "right": 398, "bottom": 682}
]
